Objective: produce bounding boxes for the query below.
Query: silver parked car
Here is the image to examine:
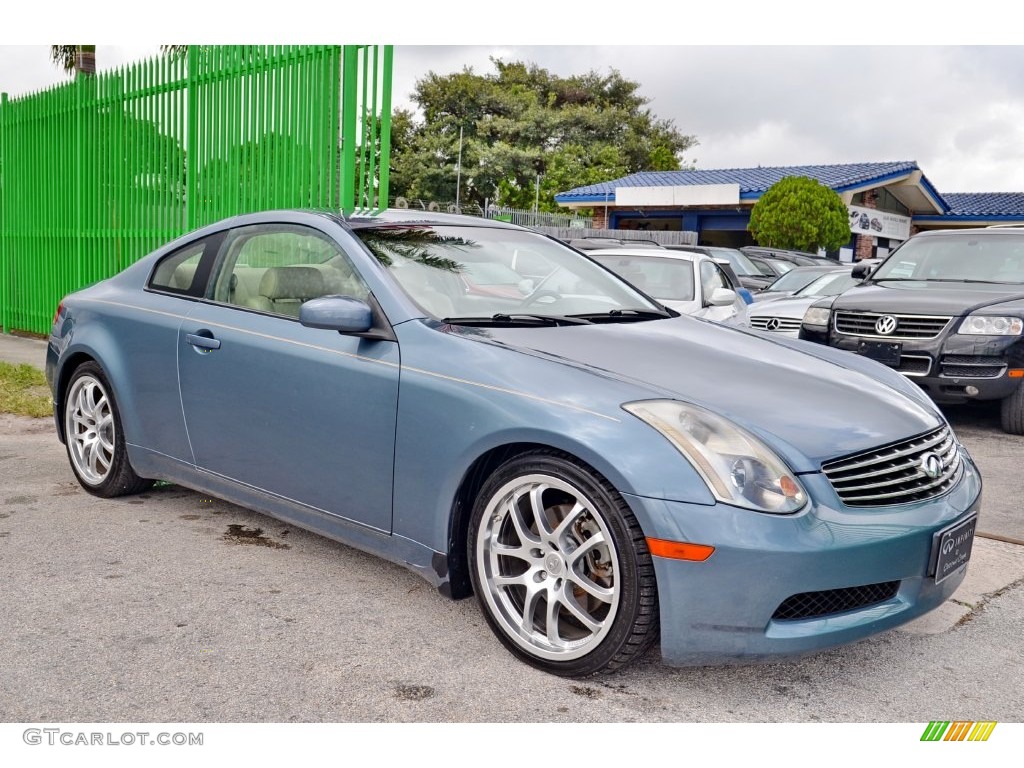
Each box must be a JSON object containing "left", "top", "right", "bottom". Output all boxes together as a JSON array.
[{"left": 747, "top": 269, "right": 864, "bottom": 336}]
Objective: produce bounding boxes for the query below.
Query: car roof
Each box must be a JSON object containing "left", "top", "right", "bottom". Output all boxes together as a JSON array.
[
  {"left": 345, "top": 208, "right": 528, "bottom": 231},
  {"left": 586, "top": 247, "right": 700, "bottom": 263},
  {"left": 911, "top": 227, "right": 1024, "bottom": 238}
]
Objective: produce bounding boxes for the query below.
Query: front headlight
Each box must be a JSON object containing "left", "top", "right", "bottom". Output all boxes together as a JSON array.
[
  {"left": 623, "top": 400, "right": 807, "bottom": 514},
  {"left": 803, "top": 306, "right": 831, "bottom": 327},
  {"left": 957, "top": 315, "right": 1023, "bottom": 336}
]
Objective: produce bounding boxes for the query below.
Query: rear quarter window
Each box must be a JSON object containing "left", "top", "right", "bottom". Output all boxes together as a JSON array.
[{"left": 148, "top": 241, "right": 208, "bottom": 295}]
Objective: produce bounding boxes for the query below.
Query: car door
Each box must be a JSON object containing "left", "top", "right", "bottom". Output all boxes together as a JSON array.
[{"left": 176, "top": 222, "right": 400, "bottom": 533}]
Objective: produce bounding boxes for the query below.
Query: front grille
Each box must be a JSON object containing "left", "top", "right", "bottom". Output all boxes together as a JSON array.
[
  {"left": 834, "top": 311, "right": 951, "bottom": 339},
  {"left": 772, "top": 581, "right": 901, "bottom": 621},
  {"left": 750, "top": 316, "right": 802, "bottom": 332},
  {"left": 940, "top": 355, "right": 1006, "bottom": 379},
  {"left": 822, "top": 426, "right": 962, "bottom": 507}
]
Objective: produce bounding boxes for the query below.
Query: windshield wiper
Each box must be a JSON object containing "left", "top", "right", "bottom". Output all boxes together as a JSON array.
[
  {"left": 919, "top": 278, "right": 1023, "bottom": 285},
  {"left": 570, "top": 308, "right": 674, "bottom": 322},
  {"left": 874, "top": 277, "right": 1022, "bottom": 285},
  {"left": 441, "top": 313, "right": 593, "bottom": 327}
]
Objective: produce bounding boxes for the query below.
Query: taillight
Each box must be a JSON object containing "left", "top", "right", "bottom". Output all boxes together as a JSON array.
[{"left": 53, "top": 301, "right": 64, "bottom": 327}]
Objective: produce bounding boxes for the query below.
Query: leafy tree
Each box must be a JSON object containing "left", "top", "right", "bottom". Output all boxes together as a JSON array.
[
  {"left": 390, "top": 59, "right": 697, "bottom": 211},
  {"left": 748, "top": 176, "right": 851, "bottom": 252}
]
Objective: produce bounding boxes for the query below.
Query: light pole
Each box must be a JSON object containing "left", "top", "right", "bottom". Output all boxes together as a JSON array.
[
  {"left": 534, "top": 173, "right": 541, "bottom": 226},
  {"left": 455, "top": 125, "right": 463, "bottom": 212}
]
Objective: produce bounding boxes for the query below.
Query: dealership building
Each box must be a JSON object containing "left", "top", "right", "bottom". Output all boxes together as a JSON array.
[{"left": 554, "top": 161, "right": 1024, "bottom": 261}]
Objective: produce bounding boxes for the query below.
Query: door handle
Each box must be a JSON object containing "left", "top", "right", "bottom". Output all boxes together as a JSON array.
[{"left": 185, "top": 332, "right": 221, "bottom": 351}]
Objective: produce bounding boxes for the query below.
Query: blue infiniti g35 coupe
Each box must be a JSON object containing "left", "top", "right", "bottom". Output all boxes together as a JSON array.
[{"left": 46, "top": 209, "right": 981, "bottom": 676}]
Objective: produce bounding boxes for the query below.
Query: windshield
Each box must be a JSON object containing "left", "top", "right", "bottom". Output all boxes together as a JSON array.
[
  {"left": 589, "top": 254, "right": 695, "bottom": 301},
  {"left": 871, "top": 234, "right": 1024, "bottom": 283},
  {"left": 764, "top": 268, "right": 834, "bottom": 293},
  {"left": 703, "top": 247, "right": 761, "bottom": 276},
  {"left": 795, "top": 271, "right": 860, "bottom": 297},
  {"left": 352, "top": 224, "right": 665, "bottom": 322}
]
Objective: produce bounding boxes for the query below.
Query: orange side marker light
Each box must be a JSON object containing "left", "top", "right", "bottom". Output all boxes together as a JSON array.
[{"left": 647, "top": 538, "right": 715, "bottom": 561}]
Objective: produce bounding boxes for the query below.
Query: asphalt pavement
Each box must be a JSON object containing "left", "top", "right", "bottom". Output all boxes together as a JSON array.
[{"left": 1, "top": 331, "right": 1022, "bottom": 721}]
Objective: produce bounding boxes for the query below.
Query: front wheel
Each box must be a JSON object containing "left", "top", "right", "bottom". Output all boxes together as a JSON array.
[
  {"left": 469, "top": 451, "right": 658, "bottom": 676},
  {"left": 1001, "top": 382, "right": 1024, "bottom": 435},
  {"left": 63, "top": 362, "right": 153, "bottom": 498}
]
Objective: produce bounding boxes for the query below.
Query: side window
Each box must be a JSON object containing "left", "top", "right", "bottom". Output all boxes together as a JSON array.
[
  {"left": 211, "top": 224, "right": 370, "bottom": 318},
  {"left": 148, "top": 241, "right": 208, "bottom": 295},
  {"left": 699, "top": 260, "right": 729, "bottom": 301}
]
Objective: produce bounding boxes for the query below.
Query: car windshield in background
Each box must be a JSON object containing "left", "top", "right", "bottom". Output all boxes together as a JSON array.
[
  {"left": 764, "top": 268, "right": 835, "bottom": 293},
  {"left": 589, "top": 254, "right": 695, "bottom": 302},
  {"left": 703, "top": 247, "right": 761, "bottom": 277},
  {"left": 871, "top": 234, "right": 1024, "bottom": 284},
  {"left": 352, "top": 224, "right": 667, "bottom": 323},
  {"left": 795, "top": 271, "right": 860, "bottom": 297}
]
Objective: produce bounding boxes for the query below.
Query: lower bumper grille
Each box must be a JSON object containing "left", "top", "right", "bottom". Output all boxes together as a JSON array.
[
  {"left": 772, "top": 581, "right": 901, "bottom": 621},
  {"left": 897, "top": 354, "right": 931, "bottom": 376},
  {"left": 940, "top": 355, "right": 1006, "bottom": 379}
]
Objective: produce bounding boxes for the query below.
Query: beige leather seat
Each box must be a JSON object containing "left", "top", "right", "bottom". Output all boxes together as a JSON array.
[
  {"left": 256, "top": 266, "right": 326, "bottom": 317},
  {"left": 170, "top": 263, "right": 199, "bottom": 290}
]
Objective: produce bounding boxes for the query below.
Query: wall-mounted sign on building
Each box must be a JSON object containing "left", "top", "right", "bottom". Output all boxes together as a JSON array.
[{"left": 847, "top": 205, "right": 912, "bottom": 241}]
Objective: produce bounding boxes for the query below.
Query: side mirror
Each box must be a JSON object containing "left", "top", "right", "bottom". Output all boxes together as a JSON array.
[
  {"left": 708, "top": 287, "right": 739, "bottom": 307},
  {"left": 851, "top": 262, "right": 872, "bottom": 279},
  {"left": 300, "top": 295, "right": 373, "bottom": 334}
]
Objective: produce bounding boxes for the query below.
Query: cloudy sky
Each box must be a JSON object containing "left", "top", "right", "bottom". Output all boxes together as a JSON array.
[{"left": 3, "top": 36, "right": 1021, "bottom": 196}]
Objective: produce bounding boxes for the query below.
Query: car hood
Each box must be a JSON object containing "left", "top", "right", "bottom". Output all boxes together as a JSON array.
[
  {"left": 465, "top": 317, "right": 942, "bottom": 471},
  {"left": 748, "top": 296, "right": 819, "bottom": 319},
  {"left": 834, "top": 281, "right": 1024, "bottom": 315},
  {"left": 750, "top": 290, "right": 794, "bottom": 303}
]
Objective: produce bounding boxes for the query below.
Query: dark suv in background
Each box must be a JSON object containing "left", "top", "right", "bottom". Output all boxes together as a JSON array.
[{"left": 799, "top": 228, "right": 1024, "bottom": 434}]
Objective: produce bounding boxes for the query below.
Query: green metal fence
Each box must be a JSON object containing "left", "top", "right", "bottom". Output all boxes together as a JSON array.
[{"left": 0, "top": 44, "right": 392, "bottom": 335}]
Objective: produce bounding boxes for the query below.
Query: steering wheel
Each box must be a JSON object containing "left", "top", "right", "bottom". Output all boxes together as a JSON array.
[{"left": 521, "top": 289, "right": 563, "bottom": 308}]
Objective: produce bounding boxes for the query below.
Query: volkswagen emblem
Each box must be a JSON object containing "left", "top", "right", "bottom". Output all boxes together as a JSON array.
[
  {"left": 765, "top": 317, "right": 781, "bottom": 331},
  {"left": 920, "top": 452, "right": 945, "bottom": 479},
  {"left": 875, "top": 315, "right": 898, "bottom": 335}
]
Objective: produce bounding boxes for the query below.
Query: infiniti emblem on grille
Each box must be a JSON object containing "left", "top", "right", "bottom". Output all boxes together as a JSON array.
[
  {"left": 920, "top": 452, "right": 945, "bottom": 479},
  {"left": 765, "top": 317, "right": 781, "bottom": 331},
  {"left": 875, "top": 315, "right": 898, "bottom": 335}
]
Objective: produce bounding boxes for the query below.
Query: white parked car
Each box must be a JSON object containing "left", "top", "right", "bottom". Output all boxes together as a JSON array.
[{"left": 587, "top": 248, "right": 747, "bottom": 324}]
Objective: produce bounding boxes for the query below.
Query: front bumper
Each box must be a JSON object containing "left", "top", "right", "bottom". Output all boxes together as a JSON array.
[
  {"left": 625, "top": 451, "right": 982, "bottom": 667},
  {"left": 802, "top": 324, "right": 1024, "bottom": 404}
]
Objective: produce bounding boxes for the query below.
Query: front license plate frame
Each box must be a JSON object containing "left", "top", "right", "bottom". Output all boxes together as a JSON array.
[
  {"left": 858, "top": 339, "right": 902, "bottom": 366},
  {"left": 929, "top": 514, "right": 978, "bottom": 585}
]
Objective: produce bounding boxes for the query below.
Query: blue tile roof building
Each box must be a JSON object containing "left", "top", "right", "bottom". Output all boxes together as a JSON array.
[
  {"left": 556, "top": 161, "right": 935, "bottom": 203},
  {"left": 555, "top": 161, "right": 1024, "bottom": 226},
  {"left": 554, "top": 160, "right": 1024, "bottom": 256}
]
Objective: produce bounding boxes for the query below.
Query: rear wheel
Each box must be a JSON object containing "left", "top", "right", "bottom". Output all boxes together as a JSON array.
[
  {"left": 468, "top": 450, "right": 658, "bottom": 676},
  {"left": 63, "top": 362, "right": 153, "bottom": 497},
  {"left": 1000, "top": 382, "right": 1024, "bottom": 435}
]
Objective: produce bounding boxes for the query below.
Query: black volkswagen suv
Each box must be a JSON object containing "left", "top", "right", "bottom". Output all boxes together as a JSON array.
[{"left": 799, "top": 228, "right": 1024, "bottom": 434}]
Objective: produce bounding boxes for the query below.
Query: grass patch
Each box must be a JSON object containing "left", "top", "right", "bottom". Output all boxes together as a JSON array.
[{"left": 0, "top": 362, "right": 53, "bottom": 418}]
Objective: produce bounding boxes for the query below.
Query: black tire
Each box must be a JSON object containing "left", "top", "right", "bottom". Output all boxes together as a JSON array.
[
  {"left": 62, "top": 361, "right": 154, "bottom": 498},
  {"left": 468, "top": 449, "right": 658, "bottom": 676},
  {"left": 1000, "top": 382, "right": 1024, "bottom": 435}
]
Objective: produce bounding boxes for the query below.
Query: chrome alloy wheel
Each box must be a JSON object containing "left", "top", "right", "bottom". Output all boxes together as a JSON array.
[
  {"left": 475, "top": 474, "right": 620, "bottom": 662},
  {"left": 65, "top": 374, "right": 115, "bottom": 486}
]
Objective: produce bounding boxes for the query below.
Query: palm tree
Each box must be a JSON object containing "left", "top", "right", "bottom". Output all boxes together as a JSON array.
[{"left": 50, "top": 45, "right": 96, "bottom": 76}]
